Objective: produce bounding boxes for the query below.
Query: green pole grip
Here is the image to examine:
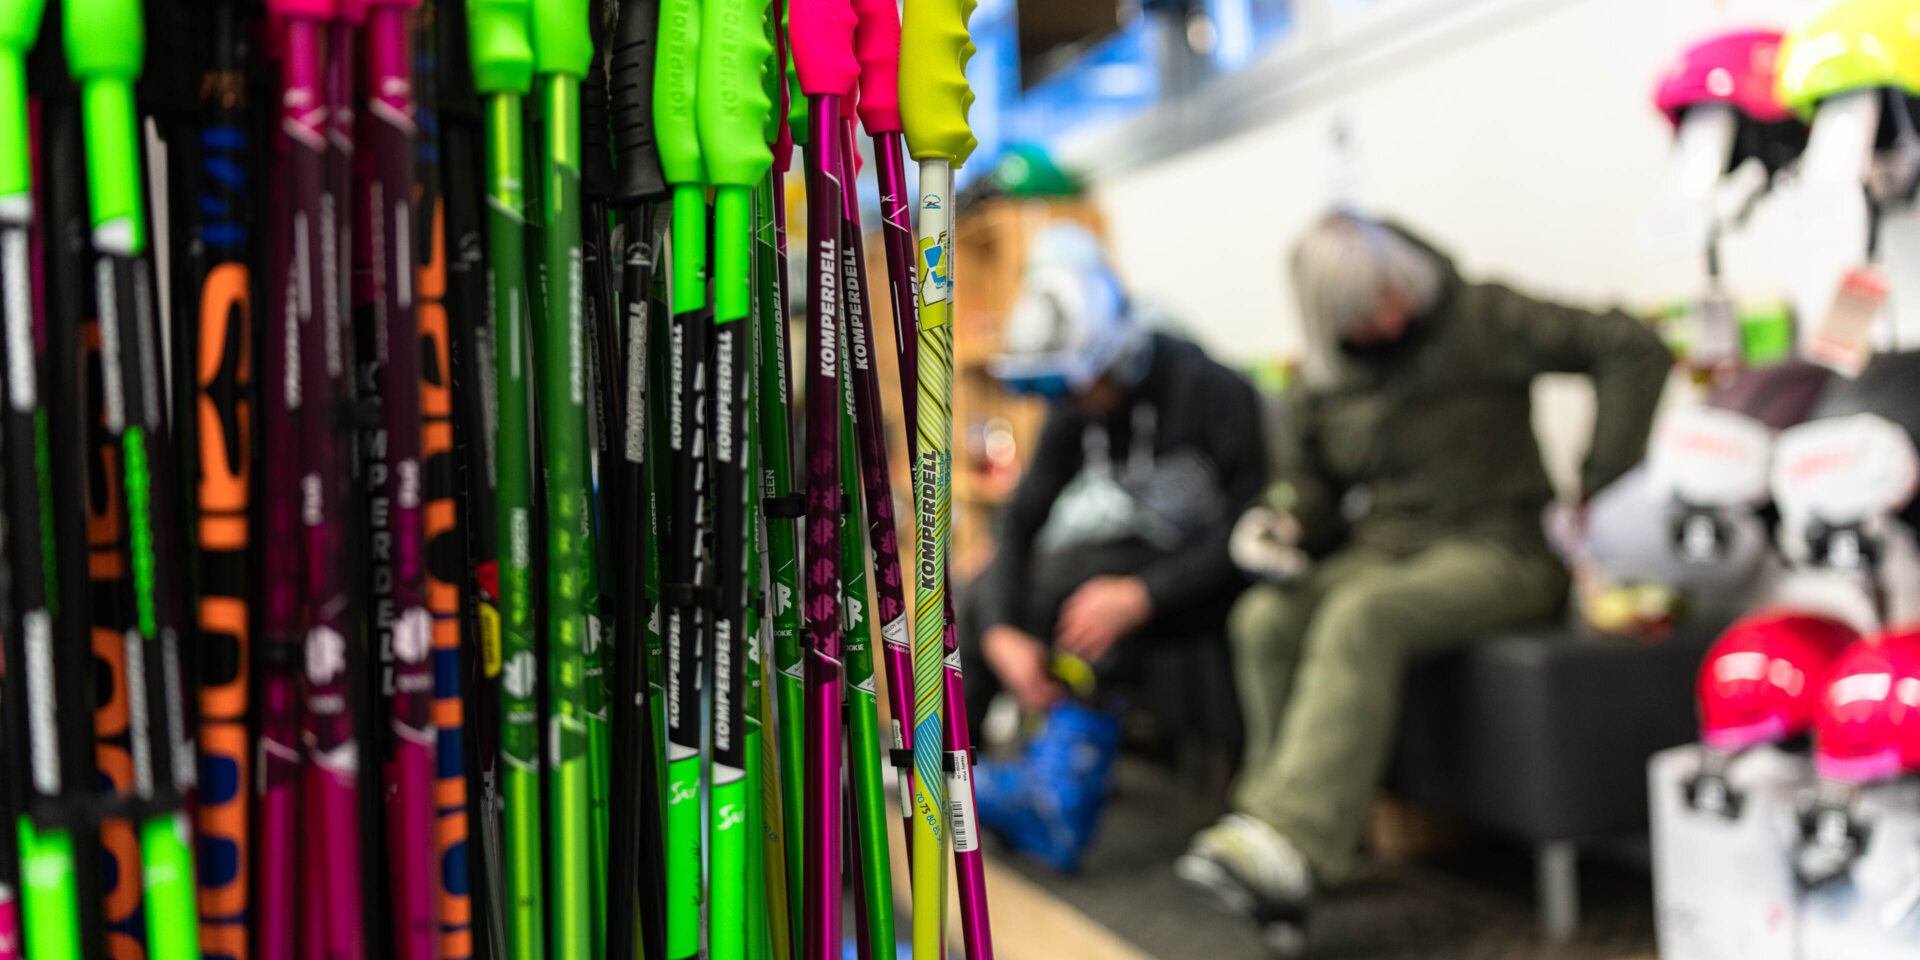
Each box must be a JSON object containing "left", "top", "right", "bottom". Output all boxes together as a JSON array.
[
  {"left": 469, "top": 0, "right": 535, "bottom": 94},
  {"left": 783, "top": 3, "right": 806, "bottom": 146},
  {"left": 898, "top": 0, "right": 975, "bottom": 165},
  {"left": 655, "top": 0, "right": 705, "bottom": 185},
  {"left": 696, "top": 0, "right": 772, "bottom": 188},
  {"left": 63, "top": 0, "right": 144, "bottom": 250},
  {"left": 530, "top": 0, "right": 591, "bottom": 77},
  {"left": 0, "top": 0, "right": 44, "bottom": 202}
]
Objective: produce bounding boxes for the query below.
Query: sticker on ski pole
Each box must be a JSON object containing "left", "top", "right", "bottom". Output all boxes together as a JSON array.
[
  {"left": 949, "top": 751, "right": 979, "bottom": 853},
  {"left": 919, "top": 234, "right": 950, "bottom": 310}
]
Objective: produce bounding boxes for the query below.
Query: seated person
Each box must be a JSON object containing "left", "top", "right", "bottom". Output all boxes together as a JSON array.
[
  {"left": 959, "top": 223, "right": 1267, "bottom": 871},
  {"left": 1176, "top": 211, "right": 1670, "bottom": 946}
]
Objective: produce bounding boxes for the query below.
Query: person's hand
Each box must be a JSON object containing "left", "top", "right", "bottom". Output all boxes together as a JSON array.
[
  {"left": 1230, "top": 507, "right": 1312, "bottom": 583},
  {"left": 1056, "top": 575, "right": 1152, "bottom": 665},
  {"left": 982, "top": 625, "right": 1063, "bottom": 714}
]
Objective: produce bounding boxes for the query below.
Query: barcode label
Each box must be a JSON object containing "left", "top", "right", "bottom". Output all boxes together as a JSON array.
[{"left": 948, "top": 751, "right": 978, "bottom": 852}]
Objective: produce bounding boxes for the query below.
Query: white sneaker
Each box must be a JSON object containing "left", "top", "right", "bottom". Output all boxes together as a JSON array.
[{"left": 1175, "top": 814, "right": 1314, "bottom": 957}]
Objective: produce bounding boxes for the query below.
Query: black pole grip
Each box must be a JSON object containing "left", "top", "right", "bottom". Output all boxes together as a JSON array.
[
  {"left": 610, "top": 0, "right": 669, "bottom": 203},
  {"left": 583, "top": 47, "right": 614, "bottom": 200}
]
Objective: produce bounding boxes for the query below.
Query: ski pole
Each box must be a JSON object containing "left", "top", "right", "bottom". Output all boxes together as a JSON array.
[
  {"left": 527, "top": 3, "right": 597, "bottom": 957},
  {"left": 606, "top": 0, "right": 671, "bottom": 955},
  {"left": 61, "top": 1, "right": 206, "bottom": 955},
  {"left": 752, "top": 10, "right": 796, "bottom": 956},
  {"left": 653, "top": 0, "right": 713, "bottom": 954},
  {"left": 467, "top": 2, "right": 543, "bottom": 955},
  {"left": 757, "top": 14, "right": 808, "bottom": 949},
  {"left": 579, "top": 6, "right": 617, "bottom": 940},
  {"left": 899, "top": 0, "right": 976, "bottom": 954},
  {"left": 186, "top": 4, "right": 260, "bottom": 958},
  {"left": 253, "top": 3, "right": 327, "bottom": 957},
  {"left": 787, "top": 0, "right": 858, "bottom": 956},
  {"left": 847, "top": 0, "right": 919, "bottom": 856},
  {"left": 413, "top": 8, "right": 479, "bottom": 958},
  {"left": 435, "top": 0, "right": 509, "bottom": 953},
  {"left": 697, "top": 0, "right": 776, "bottom": 954},
  {"left": 834, "top": 263, "right": 900, "bottom": 960},
  {"left": 348, "top": 3, "right": 440, "bottom": 958},
  {"left": 0, "top": 7, "right": 88, "bottom": 959}
]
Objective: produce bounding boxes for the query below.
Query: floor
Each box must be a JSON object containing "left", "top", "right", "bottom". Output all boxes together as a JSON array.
[{"left": 950, "top": 759, "right": 1661, "bottom": 960}]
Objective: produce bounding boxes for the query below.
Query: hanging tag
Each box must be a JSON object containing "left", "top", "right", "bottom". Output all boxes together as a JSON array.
[
  {"left": 1690, "top": 290, "right": 1739, "bottom": 367},
  {"left": 1808, "top": 266, "right": 1887, "bottom": 376}
]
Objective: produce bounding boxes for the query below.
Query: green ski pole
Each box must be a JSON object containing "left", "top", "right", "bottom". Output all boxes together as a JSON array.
[
  {"left": 0, "top": 6, "right": 86, "bottom": 960},
  {"left": 62, "top": 2, "right": 203, "bottom": 956},
  {"left": 528, "top": 3, "right": 597, "bottom": 958},
  {"left": 837, "top": 298, "right": 899, "bottom": 960},
  {"left": 467, "top": 3, "right": 545, "bottom": 957},
  {"left": 698, "top": 0, "right": 775, "bottom": 956}
]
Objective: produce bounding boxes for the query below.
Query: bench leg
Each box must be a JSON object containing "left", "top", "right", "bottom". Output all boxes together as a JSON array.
[{"left": 1535, "top": 840, "right": 1579, "bottom": 944}]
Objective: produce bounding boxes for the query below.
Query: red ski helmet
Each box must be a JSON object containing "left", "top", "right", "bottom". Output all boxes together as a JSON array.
[
  {"left": 1813, "top": 631, "right": 1920, "bottom": 783},
  {"left": 1699, "top": 609, "right": 1860, "bottom": 751}
]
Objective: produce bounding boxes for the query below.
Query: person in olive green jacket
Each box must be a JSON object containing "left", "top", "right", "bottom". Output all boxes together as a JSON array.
[{"left": 1176, "top": 211, "right": 1672, "bottom": 950}]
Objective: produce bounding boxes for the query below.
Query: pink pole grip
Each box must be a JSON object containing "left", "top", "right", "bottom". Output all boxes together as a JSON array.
[
  {"left": 850, "top": 0, "right": 901, "bottom": 132},
  {"left": 338, "top": 0, "right": 370, "bottom": 23},
  {"left": 265, "top": 0, "right": 337, "bottom": 20},
  {"left": 790, "top": 0, "right": 859, "bottom": 98}
]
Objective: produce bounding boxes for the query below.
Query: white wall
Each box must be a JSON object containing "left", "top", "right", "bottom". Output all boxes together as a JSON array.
[{"left": 1080, "top": 0, "right": 1891, "bottom": 490}]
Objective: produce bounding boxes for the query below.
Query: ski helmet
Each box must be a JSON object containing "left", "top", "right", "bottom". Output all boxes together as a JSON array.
[
  {"left": 1814, "top": 631, "right": 1920, "bottom": 783},
  {"left": 1778, "top": 0, "right": 1920, "bottom": 121},
  {"left": 1655, "top": 29, "right": 1807, "bottom": 175},
  {"left": 992, "top": 223, "right": 1143, "bottom": 399},
  {"left": 1698, "top": 609, "right": 1860, "bottom": 751},
  {"left": 1773, "top": 411, "right": 1920, "bottom": 574},
  {"left": 1808, "top": 351, "right": 1920, "bottom": 529}
]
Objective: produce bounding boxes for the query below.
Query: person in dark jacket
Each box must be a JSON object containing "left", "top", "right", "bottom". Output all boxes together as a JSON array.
[
  {"left": 960, "top": 223, "right": 1267, "bottom": 871},
  {"left": 1175, "top": 211, "right": 1672, "bottom": 952}
]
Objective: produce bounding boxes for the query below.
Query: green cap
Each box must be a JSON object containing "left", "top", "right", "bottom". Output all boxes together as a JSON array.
[
  {"left": 0, "top": 0, "right": 47, "bottom": 203},
  {"left": 469, "top": 0, "right": 534, "bottom": 94},
  {"left": 697, "top": 0, "right": 772, "bottom": 187},
  {"left": 530, "top": 0, "right": 591, "bottom": 77},
  {"left": 655, "top": 0, "right": 704, "bottom": 184}
]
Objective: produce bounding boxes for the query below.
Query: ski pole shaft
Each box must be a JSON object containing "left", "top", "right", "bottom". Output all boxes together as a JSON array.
[
  {"left": 581, "top": 8, "right": 616, "bottom": 943},
  {"left": 698, "top": 0, "right": 775, "bottom": 954},
  {"left": 654, "top": 0, "right": 712, "bottom": 953},
  {"left": 0, "top": 7, "right": 84, "bottom": 958},
  {"left": 528, "top": 2, "right": 597, "bottom": 957},
  {"left": 467, "top": 2, "right": 544, "bottom": 956},
  {"left": 606, "top": 4, "right": 671, "bottom": 954},
  {"left": 353, "top": 5, "right": 440, "bottom": 959},
  {"left": 186, "top": 4, "right": 258, "bottom": 956},
  {"left": 899, "top": 0, "right": 977, "bottom": 955},
  {"left": 413, "top": 8, "right": 480, "bottom": 957},
  {"left": 62, "top": 1, "right": 205, "bottom": 954}
]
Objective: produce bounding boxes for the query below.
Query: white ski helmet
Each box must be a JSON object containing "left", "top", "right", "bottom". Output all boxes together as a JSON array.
[{"left": 991, "top": 223, "right": 1143, "bottom": 398}]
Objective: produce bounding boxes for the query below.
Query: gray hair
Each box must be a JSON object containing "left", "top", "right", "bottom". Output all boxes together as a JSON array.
[{"left": 1290, "top": 212, "right": 1444, "bottom": 386}]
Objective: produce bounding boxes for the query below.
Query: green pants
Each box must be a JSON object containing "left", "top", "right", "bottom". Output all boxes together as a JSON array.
[{"left": 1228, "top": 537, "right": 1567, "bottom": 885}]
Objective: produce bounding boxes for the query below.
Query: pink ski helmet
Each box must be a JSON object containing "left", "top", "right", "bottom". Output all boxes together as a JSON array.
[
  {"left": 1813, "top": 631, "right": 1920, "bottom": 783},
  {"left": 1699, "top": 609, "right": 1860, "bottom": 751},
  {"left": 1656, "top": 30, "right": 1795, "bottom": 127},
  {"left": 1655, "top": 29, "right": 1808, "bottom": 175}
]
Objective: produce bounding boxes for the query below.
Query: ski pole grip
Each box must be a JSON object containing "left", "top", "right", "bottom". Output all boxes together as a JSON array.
[
  {"left": 696, "top": 0, "right": 772, "bottom": 188},
  {"left": 653, "top": 0, "right": 704, "bottom": 185},
  {"left": 62, "top": 0, "right": 141, "bottom": 81},
  {"left": 264, "top": 0, "right": 336, "bottom": 20},
  {"left": 469, "top": 0, "right": 534, "bottom": 95},
  {"left": 583, "top": 48, "right": 614, "bottom": 197},
  {"left": 850, "top": 0, "right": 898, "bottom": 132},
  {"left": 763, "top": 2, "right": 785, "bottom": 145},
  {"left": 0, "top": 0, "right": 45, "bottom": 201},
  {"left": 610, "top": 0, "right": 668, "bottom": 200},
  {"left": 789, "top": 0, "right": 855, "bottom": 98},
  {"left": 784, "top": 31, "right": 806, "bottom": 146},
  {"left": 899, "top": 0, "right": 976, "bottom": 164},
  {"left": 531, "top": 0, "right": 592, "bottom": 77}
]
